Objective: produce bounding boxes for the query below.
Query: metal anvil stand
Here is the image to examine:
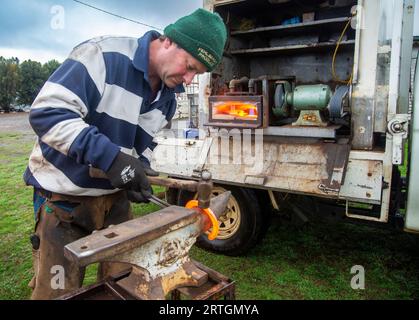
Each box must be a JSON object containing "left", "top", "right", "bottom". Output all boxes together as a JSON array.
[{"left": 59, "top": 172, "right": 235, "bottom": 300}]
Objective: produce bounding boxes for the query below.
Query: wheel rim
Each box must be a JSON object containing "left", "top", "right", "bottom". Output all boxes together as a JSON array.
[{"left": 200, "top": 186, "right": 241, "bottom": 240}]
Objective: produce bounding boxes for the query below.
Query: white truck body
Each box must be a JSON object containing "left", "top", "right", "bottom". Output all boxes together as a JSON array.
[{"left": 151, "top": 0, "right": 418, "bottom": 254}]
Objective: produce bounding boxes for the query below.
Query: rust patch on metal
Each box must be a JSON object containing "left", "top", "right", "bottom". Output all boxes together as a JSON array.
[
  {"left": 205, "top": 138, "right": 350, "bottom": 197},
  {"left": 157, "top": 240, "right": 183, "bottom": 267}
]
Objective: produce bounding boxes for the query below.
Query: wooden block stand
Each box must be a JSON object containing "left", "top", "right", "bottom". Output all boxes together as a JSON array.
[{"left": 58, "top": 260, "right": 235, "bottom": 300}]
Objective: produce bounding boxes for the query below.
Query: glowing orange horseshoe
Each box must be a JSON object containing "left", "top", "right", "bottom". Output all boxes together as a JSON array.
[{"left": 185, "top": 200, "right": 219, "bottom": 240}]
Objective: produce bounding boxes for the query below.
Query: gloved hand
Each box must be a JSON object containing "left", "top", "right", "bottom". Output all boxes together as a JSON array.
[
  {"left": 106, "top": 152, "right": 152, "bottom": 199},
  {"left": 126, "top": 158, "right": 158, "bottom": 204},
  {"left": 139, "top": 157, "right": 159, "bottom": 177},
  {"left": 126, "top": 190, "right": 151, "bottom": 203}
]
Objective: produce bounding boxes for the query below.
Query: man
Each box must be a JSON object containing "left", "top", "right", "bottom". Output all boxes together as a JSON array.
[{"left": 24, "top": 8, "right": 227, "bottom": 299}]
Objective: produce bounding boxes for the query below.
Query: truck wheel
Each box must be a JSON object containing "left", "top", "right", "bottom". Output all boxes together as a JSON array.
[{"left": 178, "top": 185, "right": 265, "bottom": 256}]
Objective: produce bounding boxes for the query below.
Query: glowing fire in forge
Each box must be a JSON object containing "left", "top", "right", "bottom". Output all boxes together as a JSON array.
[{"left": 213, "top": 101, "right": 258, "bottom": 120}]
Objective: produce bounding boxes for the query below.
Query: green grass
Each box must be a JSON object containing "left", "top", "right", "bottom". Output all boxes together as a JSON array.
[
  {"left": 399, "top": 141, "right": 409, "bottom": 177},
  {"left": 1, "top": 132, "right": 419, "bottom": 300},
  {"left": 191, "top": 221, "right": 419, "bottom": 300},
  {"left": 0, "top": 132, "right": 36, "bottom": 299}
]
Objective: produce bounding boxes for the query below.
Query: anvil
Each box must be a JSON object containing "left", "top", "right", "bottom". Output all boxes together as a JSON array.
[{"left": 64, "top": 189, "right": 231, "bottom": 300}]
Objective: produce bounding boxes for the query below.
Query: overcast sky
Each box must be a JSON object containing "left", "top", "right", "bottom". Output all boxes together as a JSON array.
[
  {"left": 0, "top": 0, "right": 418, "bottom": 64},
  {"left": 0, "top": 0, "right": 202, "bottom": 63}
]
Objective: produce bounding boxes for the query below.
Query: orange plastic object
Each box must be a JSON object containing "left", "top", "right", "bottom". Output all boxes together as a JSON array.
[{"left": 185, "top": 200, "right": 219, "bottom": 240}]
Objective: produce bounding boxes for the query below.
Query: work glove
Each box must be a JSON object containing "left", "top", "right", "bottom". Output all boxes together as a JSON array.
[
  {"left": 139, "top": 157, "right": 159, "bottom": 177},
  {"left": 126, "top": 190, "right": 151, "bottom": 203},
  {"left": 106, "top": 152, "right": 152, "bottom": 200},
  {"left": 128, "top": 159, "right": 160, "bottom": 203},
  {"left": 126, "top": 159, "right": 159, "bottom": 203}
]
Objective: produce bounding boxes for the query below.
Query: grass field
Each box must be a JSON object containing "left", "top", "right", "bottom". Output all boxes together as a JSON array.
[{"left": 1, "top": 131, "right": 419, "bottom": 300}]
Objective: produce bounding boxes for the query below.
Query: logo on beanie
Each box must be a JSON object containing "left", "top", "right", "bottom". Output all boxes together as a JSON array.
[{"left": 197, "top": 47, "right": 217, "bottom": 67}]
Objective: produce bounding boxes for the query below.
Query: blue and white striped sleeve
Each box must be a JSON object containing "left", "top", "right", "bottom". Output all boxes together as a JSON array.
[
  {"left": 138, "top": 98, "right": 176, "bottom": 166},
  {"left": 29, "top": 42, "right": 120, "bottom": 172},
  {"left": 140, "top": 141, "right": 158, "bottom": 166}
]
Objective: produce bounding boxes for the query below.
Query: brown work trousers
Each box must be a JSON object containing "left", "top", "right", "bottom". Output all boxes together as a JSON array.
[{"left": 29, "top": 189, "right": 133, "bottom": 300}]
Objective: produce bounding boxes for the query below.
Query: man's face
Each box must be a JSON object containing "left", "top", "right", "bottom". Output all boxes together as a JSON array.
[{"left": 158, "top": 39, "right": 207, "bottom": 88}]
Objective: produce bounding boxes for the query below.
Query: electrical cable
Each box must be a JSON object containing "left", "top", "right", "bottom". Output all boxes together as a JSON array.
[
  {"left": 332, "top": 16, "right": 354, "bottom": 84},
  {"left": 72, "top": 0, "right": 163, "bottom": 31}
]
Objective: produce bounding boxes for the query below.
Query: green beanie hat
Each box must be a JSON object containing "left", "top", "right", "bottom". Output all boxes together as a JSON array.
[{"left": 164, "top": 8, "right": 227, "bottom": 72}]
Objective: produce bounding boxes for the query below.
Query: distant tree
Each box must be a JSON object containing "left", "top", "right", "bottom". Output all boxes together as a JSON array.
[
  {"left": 42, "top": 59, "right": 61, "bottom": 79},
  {"left": 16, "top": 59, "right": 61, "bottom": 106},
  {"left": 0, "top": 56, "right": 20, "bottom": 113},
  {"left": 17, "top": 60, "right": 46, "bottom": 106}
]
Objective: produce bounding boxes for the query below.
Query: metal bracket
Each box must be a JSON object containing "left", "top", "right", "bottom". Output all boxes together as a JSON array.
[
  {"left": 387, "top": 114, "right": 409, "bottom": 165},
  {"left": 318, "top": 183, "right": 339, "bottom": 195},
  {"left": 293, "top": 110, "right": 328, "bottom": 127}
]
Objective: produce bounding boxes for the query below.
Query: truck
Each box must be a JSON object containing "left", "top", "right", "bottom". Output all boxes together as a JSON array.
[{"left": 150, "top": 0, "right": 419, "bottom": 256}]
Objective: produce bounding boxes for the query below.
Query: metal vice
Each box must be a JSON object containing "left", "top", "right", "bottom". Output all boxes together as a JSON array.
[{"left": 63, "top": 172, "right": 231, "bottom": 300}]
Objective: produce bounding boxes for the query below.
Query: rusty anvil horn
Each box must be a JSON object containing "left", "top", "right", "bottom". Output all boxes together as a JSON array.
[{"left": 208, "top": 191, "right": 231, "bottom": 219}]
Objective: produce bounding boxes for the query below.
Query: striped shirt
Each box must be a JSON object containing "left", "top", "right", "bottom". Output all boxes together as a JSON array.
[{"left": 24, "top": 31, "right": 184, "bottom": 196}]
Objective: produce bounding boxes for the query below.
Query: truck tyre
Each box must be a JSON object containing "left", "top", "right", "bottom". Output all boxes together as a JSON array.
[{"left": 177, "top": 185, "right": 266, "bottom": 256}]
